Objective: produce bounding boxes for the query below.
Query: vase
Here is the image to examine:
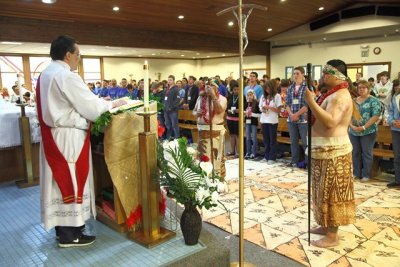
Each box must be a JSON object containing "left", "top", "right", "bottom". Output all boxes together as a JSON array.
[{"left": 180, "top": 205, "right": 202, "bottom": 245}]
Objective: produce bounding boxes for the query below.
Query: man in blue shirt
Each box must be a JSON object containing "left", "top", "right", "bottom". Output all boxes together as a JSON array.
[
  {"left": 108, "top": 78, "right": 120, "bottom": 99},
  {"left": 99, "top": 80, "right": 109, "bottom": 98},
  {"left": 244, "top": 72, "right": 263, "bottom": 100},
  {"left": 215, "top": 75, "right": 228, "bottom": 97}
]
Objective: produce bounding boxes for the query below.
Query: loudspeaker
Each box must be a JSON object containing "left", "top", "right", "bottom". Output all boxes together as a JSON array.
[
  {"left": 310, "top": 13, "right": 340, "bottom": 31},
  {"left": 341, "top": 5, "right": 376, "bottom": 19},
  {"left": 377, "top": 6, "right": 400, "bottom": 17}
]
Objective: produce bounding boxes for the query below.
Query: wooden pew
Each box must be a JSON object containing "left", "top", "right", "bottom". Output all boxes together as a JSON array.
[
  {"left": 178, "top": 109, "right": 198, "bottom": 143},
  {"left": 372, "top": 125, "right": 394, "bottom": 177},
  {"left": 256, "top": 117, "right": 295, "bottom": 145}
]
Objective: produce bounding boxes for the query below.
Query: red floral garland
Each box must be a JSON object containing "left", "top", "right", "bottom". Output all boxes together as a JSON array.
[{"left": 126, "top": 190, "right": 167, "bottom": 231}]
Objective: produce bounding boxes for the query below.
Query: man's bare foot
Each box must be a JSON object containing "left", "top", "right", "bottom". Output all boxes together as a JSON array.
[
  {"left": 310, "top": 226, "right": 328, "bottom": 235},
  {"left": 311, "top": 235, "right": 339, "bottom": 248}
]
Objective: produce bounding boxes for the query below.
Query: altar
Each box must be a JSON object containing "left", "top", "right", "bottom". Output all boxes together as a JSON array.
[{"left": 0, "top": 99, "right": 41, "bottom": 183}]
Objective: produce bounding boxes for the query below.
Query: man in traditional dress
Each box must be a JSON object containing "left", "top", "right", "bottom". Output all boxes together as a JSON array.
[
  {"left": 304, "top": 59, "right": 356, "bottom": 248},
  {"left": 37, "top": 35, "right": 125, "bottom": 248},
  {"left": 194, "top": 80, "right": 227, "bottom": 180}
]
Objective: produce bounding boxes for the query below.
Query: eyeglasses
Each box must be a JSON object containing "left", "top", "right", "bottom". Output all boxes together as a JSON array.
[{"left": 72, "top": 51, "right": 81, "bottom": 57}]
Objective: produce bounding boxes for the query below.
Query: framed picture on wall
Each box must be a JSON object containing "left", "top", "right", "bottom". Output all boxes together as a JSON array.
[
  {"left": 312, "top": 65, "right": 322, "bottom": 81},
  {"left": 243, "top": 68, "right": 266, "bottom": 79},
  {"left": 285, "top": 66, "right": 293, "bottom": 80}
]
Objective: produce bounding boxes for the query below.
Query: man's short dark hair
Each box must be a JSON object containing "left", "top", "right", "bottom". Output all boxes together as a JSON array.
[
  {"left": 189, "top": 75, "right": 197, "bottom": 81},
  {"left": 250, "top": 71, "right": 258, "bottom": 78},
  {"left": 368, "top": 77, "right": 374, "bottom": 82},
  {"left": 326, "top": 59, "right": 347, "bottom": 77},
  {"left": 280, "top": 79, "right": 290, "bottom": 87},
  {"left": 168, "top": 75, "right": 175, "bottom": 81},
  {"left": 50, "top": 35, "right": 76, "bottom": 61},
  {"left": 229, "top": 80, "right": 239, "bottom": 89}
]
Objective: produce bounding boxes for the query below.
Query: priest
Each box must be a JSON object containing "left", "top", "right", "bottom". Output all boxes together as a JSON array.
[{"left": 37, "top": 35, "right": 126, "bottom": 248}]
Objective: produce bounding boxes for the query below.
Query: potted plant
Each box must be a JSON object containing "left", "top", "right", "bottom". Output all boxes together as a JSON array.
[{"left": 157, "top": 138, "right": 226, "bottom": 245}]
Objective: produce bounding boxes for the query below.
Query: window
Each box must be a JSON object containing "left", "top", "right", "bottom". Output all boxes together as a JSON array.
[
  {"left": 29, "top": 56, "right": 51, "bottom": 90},
  {"left": 0, "top": 56, "right": 23, "bottom": 90},
  {"left": 82, "top": 58, "right": 101, "bottom": 84}
]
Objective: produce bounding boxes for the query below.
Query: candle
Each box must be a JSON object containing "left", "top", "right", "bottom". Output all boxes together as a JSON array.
[
  {"left": 143, "top": 60, "right": 149, "bottom": 109},
  {"left": 17, "top": 73, "right": 24, "bottom": 103}
]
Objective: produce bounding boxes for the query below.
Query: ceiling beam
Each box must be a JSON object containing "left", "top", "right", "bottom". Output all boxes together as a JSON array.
[{"left": 0, "top": 16, "right": 268, "bottom": 56}]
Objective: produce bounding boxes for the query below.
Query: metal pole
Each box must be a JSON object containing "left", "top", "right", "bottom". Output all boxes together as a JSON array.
[
  {"left": 238, "top": 0, "right": 245, "bottom": 265},
  {"left": 306, "top": 63, "right": 313, "bottom": 246}
]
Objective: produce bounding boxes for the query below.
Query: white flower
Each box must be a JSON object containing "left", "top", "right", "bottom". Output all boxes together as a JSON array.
[
  {"left": 217, "top": 181, "right": 228, "bottom": 193},
  {"left": 195, "top": 187, "right": 207, "bottom": 204},
  {"left": 205, "top": 177, "right": 218, "bottom": 188},
  {"left": 200, "top": 162, "right": 213, "bottom": 177},
  {"left": 168, "top": 140, "right": 178, "bottom": 150},
  {"left": 186, "top": 146, "right": 196, "bottom": 155},
  {"left": 211, "top": 191, "right": 219, "bottom": 205}
]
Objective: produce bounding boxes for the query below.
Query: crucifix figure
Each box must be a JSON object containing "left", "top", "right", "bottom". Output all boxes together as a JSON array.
[
  {"left": 217, "top": 4, "right": 267, "bottom": 53},
  {"left": 232, "top": 8, "right": 253, "bottom": 51}
]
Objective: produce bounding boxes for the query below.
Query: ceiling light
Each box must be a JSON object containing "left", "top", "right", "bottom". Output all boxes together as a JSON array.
[
  {"left": 42, "top": 0, "right": 57, "bottom": 4},
  {"left": 113, "top": 6, "right": 119, "bottom": 11},
  {"left": 267, "top": 28, "right": 272, "bottom": 32},
  {"left": 280, "top": 0, "right": 286, "bottom": 2},
  {"left": 151, "top": 53, "right": 156, "bottom": 56},
  {"left": 178, "top": 15, "right": 184, "bottom": 19},
  {"left": 180, "top": 54, "right": 185, "bottom": 57},
  {"left": 318, "top": 7, "right": 324, "bottom": 11},
  {"left": 228, "top": 21, "right": 234, "bottom": 27},
  {"left": 167, "top": 51, "right": 171, "bottom": 54},
  {"left": 117, "top": 52, "right": 122, "bottom": 55},
  {"left": 138, "top": 55, "right": 142, "bottom": 57},
  {"left": 206, "top": 56, "right": 210, "bottom": 58},
  {"left": 222, "top": 54, "right": 226, "bottom": 56},
  {"left": 192, "top": 57, "right": 196, "bottom": 59},
  {"left": 196, "top": 52, "right": 200, "bottom": 55},
  {"left": 1, "top": 41, "right": 23, "bottom": 45}
]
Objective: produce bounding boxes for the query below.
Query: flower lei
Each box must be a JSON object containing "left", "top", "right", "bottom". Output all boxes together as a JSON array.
[
  {"left": 200, "top": 88, "right": 220, "bottom": 124},
  {"left": 311, "top": 81, "right": 348, "bottom": 125}
]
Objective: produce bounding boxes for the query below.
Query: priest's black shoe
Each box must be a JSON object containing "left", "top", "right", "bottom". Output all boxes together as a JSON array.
[{"left": 58, "top": 234, "right": 96, "bottom": 248}]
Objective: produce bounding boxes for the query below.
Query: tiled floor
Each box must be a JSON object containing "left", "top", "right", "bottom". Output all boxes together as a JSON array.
[
  {"left": 0, "top": 182, "right": 205, "bottom": 267},
  {"left": 205, "top": 158, "right": 400, "bottom": 267}
]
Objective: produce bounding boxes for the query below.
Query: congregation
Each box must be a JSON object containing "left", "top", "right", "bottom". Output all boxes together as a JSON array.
[{"left": 82, "top": 68, "right": 400, "bottom": 188}]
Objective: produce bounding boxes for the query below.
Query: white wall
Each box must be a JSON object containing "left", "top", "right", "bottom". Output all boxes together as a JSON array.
[
  {"left": 103, "top": 58, "right": 197, "bottom": 82},
  {"left": 103, "top": 55, "right": 266, "bottom": 82},
  {"left": 198, "top": 55, "right": 266, "bottom": 79},
  {"left": 270, "top": 36, "right": 400, "bottom": 81}
]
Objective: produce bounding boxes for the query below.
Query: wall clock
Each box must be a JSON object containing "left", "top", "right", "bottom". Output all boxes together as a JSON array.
[{"left": 373, "top": 47, "right": 381, "bottom": 55}]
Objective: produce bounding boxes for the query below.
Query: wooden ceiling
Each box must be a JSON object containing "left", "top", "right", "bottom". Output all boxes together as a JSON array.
[{"left": 0, "top": 0, "right": 399, "bottom": 54}]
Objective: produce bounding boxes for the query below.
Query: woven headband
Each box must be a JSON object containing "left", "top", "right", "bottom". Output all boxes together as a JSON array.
[{"left": 322, "top": 64, "right": 347, "bottom": 80}]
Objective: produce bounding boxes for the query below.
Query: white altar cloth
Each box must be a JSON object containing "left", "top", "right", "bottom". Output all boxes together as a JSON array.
[{"left": 0, "top": 99, "right": 41, "bottom": 148}]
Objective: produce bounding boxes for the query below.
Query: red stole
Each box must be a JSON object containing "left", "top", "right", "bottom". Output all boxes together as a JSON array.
[
  {"left": 36, "top": 76, "right": 91, "bottom": 204},
  {"left": 311, "top": 82, "right": 348, "bottom": 125}
]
